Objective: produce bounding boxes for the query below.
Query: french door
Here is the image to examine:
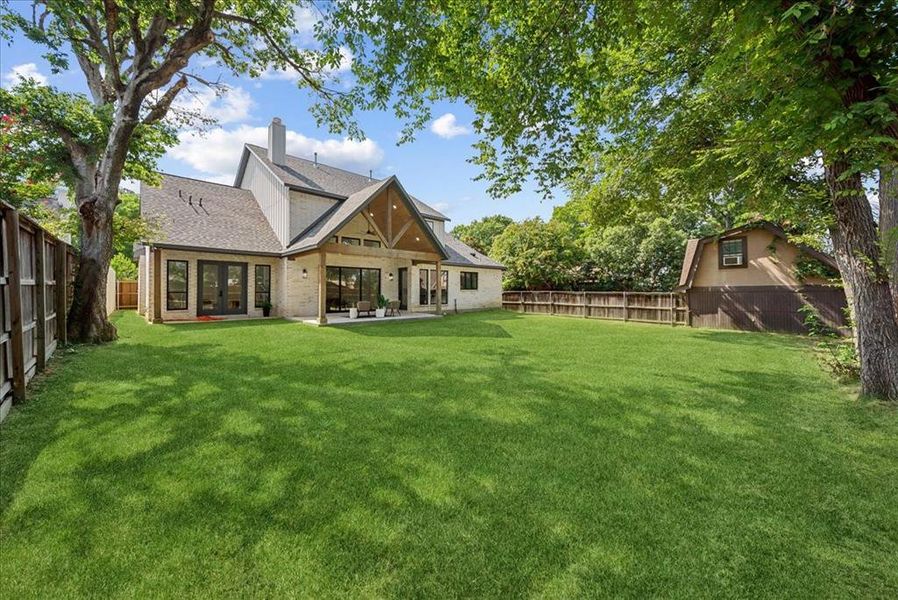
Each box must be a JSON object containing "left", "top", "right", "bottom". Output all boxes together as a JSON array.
[{"left": 197, "top": 261, "right": 247, "bottom": 316}]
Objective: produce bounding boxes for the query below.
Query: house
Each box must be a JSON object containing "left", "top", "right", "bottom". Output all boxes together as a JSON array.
[
  {"left": 136, "top": 118, "right": 504, "bottom": 324},
  {"left": 676, "top": 222, "right": 848, "bottom": 333}
]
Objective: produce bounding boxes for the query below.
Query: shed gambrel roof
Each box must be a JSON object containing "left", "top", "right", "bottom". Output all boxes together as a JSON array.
[{"left": 236, "top": 144, "right": 450, "bottom": 220}]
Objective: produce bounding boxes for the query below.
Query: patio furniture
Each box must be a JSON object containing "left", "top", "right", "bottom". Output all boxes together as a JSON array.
[
  {"left": 356, "top": 301, "right": 372, "bottom": 317},
  {"left": 387, "top": 300, "right": 401, "bottom": 317}
]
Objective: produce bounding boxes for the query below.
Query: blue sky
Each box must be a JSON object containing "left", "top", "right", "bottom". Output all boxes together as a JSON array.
[{"left": 0, "top": 8, "right": 566, "bottom": 227}]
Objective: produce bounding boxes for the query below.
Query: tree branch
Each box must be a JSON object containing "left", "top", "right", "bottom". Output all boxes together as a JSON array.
[
  {"left": 212, "top": 10, "right": 324, "bottom": 93},
  {"left": 142, "top": 76, "right": 188, "bottom": 125}
]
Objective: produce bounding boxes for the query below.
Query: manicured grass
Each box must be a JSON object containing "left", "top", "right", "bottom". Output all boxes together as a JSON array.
[{"left": 1, "top": 311, "right": 896, "bottom": 598}]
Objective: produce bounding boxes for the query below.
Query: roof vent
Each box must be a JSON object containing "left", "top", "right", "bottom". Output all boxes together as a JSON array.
[
  {"left": 369, "top": 169, "right": 373, "bottom": 180},
  {"left": 314, "top": 151, "right": 318, "bottom": 167},
  {"left": 268, "top": 117, "right": 286, "bottom": 165}
]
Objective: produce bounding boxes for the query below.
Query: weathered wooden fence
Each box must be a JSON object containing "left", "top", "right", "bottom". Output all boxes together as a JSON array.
[
  {"left": 117, "top": 280, "right": 138, "bottom": 309},
  {"left": 0, "top": 202, "right": 75, "bottom": 420},
  {"left": 502, "top": 291, "right": 689, "bottom": 325}
]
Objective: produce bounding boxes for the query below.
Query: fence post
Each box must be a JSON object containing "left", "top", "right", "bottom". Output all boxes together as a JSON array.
[
  {"left": 623, "top": 292, "right": 628, "bottom": 322},
  {"left": 55, "top": 240, "right": 67, "bottom": 345},
  {"left": 34, "top": 229, "right": 46, "bottom": 371},
  {"left": 519, "top": 291, "right": 524, "bottom": 313},
  {"left": 4, "top": 208, "right": 26, "bottom": 403},
  {"left": 668, "top": 292, "right": 672, "bottom": 326},
  {"left": 549, "top": 291, "right": 554, "bottom": 315}
]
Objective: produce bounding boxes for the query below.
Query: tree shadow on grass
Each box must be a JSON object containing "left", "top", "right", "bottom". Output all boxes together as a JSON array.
[
  {"left": 1, "top": 314, "right": 895, "bottom": 597},
  {"left": 340, "top": 311, "right": 518, "bottom": 339}
]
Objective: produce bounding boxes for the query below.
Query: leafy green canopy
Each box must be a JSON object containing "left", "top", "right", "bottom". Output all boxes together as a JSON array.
[
  {"left": 322, "top": 1, "right": 897, "bottom": 224},
  {"left": 0, "top": 0, "right": 360, "bottom": 207},
  {"left": 491, "top": 218, "right": 584, "bottom": 290},
  {"left": 450, "top": 215, "right": 514, "bottom": 255}
]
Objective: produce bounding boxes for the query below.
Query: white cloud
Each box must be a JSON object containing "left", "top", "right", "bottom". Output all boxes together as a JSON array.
[
  {"left": 293, "top": 5, "right": 319, "bottom": 34},
  {"left": 168, "top": 124, "right": 383, "bottom": 180},
  {"left": 172, "top": 86, "right": 254, "bottom": 125},
  {"left": 430, "top": 113, "right": 470, "bottom": 139},
  {"left": 2, "top": 63, "right": 48, "bottom": 87}
]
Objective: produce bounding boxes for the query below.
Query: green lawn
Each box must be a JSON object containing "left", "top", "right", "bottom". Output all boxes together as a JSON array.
[{"left": 1, "top": 311, "right": 896, "bottom": 598}]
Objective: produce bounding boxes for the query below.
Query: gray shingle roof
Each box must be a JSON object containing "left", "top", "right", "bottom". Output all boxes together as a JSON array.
[
  {"left": 442, "top": 235, "right": 505, "bottom": 269},
  {"left": 241, "top": 144, "right": 449, "bottom": 220},
  {"left": 141, "top": 173, "right": 282, "bottom": 254}
]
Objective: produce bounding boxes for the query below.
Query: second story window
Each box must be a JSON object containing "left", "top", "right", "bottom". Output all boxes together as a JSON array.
[
  {"left": 363, "top": 239, "right": 381, "bottom": 248},
  {"left": 425, "top": 219, "right": 435, "bottom": 230},
  {"left": 719, "top": 237, "right": 747, "bottom": 268},
  {"left": 342, "top": 237, "right": 361, "bottom": 246}
]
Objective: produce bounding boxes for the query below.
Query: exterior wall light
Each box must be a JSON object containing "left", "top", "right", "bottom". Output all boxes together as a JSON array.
[
  {"left": 388, "top": 272, "right": 394, "bottom": 281},
  {"left": 301, "top": 268, "right": 308, "bottom": 279}
]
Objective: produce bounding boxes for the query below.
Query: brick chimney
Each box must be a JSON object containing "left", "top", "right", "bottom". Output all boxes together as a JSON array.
[{"left": 267, "top": 117, "right": 286, "bottom": 165}]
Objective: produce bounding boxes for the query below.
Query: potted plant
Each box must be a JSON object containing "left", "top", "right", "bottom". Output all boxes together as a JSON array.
[
  {"left": 376, "top": 295, "right": 388, "bottom": 318},
  {"left": 261, "top": 299, "right": 273, "bottom": 317}
]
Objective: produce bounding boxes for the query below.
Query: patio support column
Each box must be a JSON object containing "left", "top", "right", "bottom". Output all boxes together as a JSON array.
[
  {"left": 317, "top": 248, "right": 327, "bottom": 325},
  {"left": 435, "top": 259, "right": 442, "bottom": 315}
]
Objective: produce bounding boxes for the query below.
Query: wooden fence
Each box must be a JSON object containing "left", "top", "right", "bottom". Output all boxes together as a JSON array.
[
  {"left": 0, "top": 202, "right": 75, "bottom": 420},
  {"left": 502, "top": 291, "right": 689, "bottom": 325},
  {"left": 117, "top": 280, "right": 138, "bottom": 309}
]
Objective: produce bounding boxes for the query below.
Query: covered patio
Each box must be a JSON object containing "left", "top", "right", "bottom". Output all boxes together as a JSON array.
[{"left": 283, "top": 176, "right": 450, "bottom": 325}]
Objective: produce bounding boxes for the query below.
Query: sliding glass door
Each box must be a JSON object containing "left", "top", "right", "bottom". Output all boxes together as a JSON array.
[{"left": 325, "top": 267, "right": 381, "bottom": 312}]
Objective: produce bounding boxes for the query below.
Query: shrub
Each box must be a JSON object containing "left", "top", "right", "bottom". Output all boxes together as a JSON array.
[{"left": 798, "top": 304, "right": 859, "bottom": 383}]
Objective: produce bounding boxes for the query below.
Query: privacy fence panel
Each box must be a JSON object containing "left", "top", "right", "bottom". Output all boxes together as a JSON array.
[
  {"left": 503, "top": 286, "right": 845, "bottom": 334},
  {"left": 502, "top": 291, "right": 688, "bottom": 325},
  {"left": 117, "top": 280, "right": 138, "bottom": 309},
  {"left": 0, "top": 202, "right": 74, "bottom": 422}
]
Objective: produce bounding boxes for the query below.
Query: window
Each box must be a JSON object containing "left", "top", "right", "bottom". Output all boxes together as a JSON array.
[
  {"left": 719, "top": 237, "right": 747, "bottom": 268},
  {"left": 342, "top": 237, "right": 361, "bottom": 246},
  {"left": 419, "top": 269, "right": 448, "bottom": 305},
  {"left": 329, "top": 236, "right": 338, "bottom": 243},
  {"left": 254, "top": 264, "right": 271, "bottom": 307},
  {"left": 325, "top": 267, "right": 381, "bottom": 311},
  {"left": 460, "top": 271, "right": 478, "bottom": 290},
  {"left": 425, "top": 219, "right": 435, "bottom": 230},
  {"left": 363, "top": 239, "right": 381, "bottom": 248},
  {"left": 166, "top": 260, "right": 188, "bottom": 310}
]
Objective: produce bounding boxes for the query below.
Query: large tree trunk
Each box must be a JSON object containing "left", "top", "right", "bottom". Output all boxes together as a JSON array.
[
  {"left": 880, "top": 165, "right": 898, "bottom": 314},
  {"left": 825, "top": 159, "right": 898, "bottom": 401},
  {"left": 66, "top": 190, "right": 117, "bottom": 343}
]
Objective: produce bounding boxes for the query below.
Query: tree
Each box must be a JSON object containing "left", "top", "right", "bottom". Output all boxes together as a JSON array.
[
  {"left": 882, "top": 166, "right": 898, "bottom": 311},
  {"left": 450, "top": 215, "right": 513, "bottom": 255},
  {"left": 321, "top": 1, "right": 898, "bottom": 400},
  {"left": 581, "top": 217, "right": 688, "bottom": 292},
  {"left": 491, "top": 218, "right": 583, "bottom": 290},
  {"left": 0, "top": 0, "right": 352, "bottom": 342}
]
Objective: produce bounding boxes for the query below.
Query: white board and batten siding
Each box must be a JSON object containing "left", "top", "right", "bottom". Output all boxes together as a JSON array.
[{"left": 239, "top": 153, "right": 291, "bottom": 246}]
